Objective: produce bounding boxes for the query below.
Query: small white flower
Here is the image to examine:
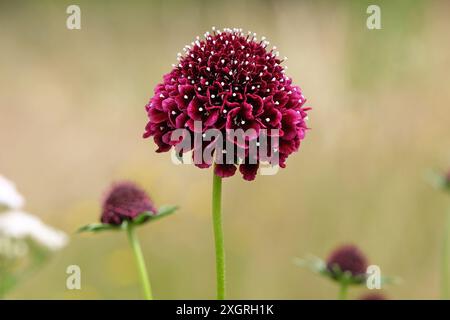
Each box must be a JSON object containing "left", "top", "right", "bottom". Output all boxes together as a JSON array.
[
  {"left": 0, "top": 235, "right": 28, "bottom": 259},
  {"left": 0, "top": 211, "right": 68, "bottom": 251},
  {"left": 0, "top": 175, "right": 25, "bottom": 210}
]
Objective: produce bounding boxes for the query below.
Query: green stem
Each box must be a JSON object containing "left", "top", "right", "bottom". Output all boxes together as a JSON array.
[
  {"left": 212, "top": 168, "right": 226, "bottom": 300},
  {"left": 338, "top": 281, "right": 348, "bottom": 300},
  {"left": 126, "top": 224, "right": 153, "bottom": 300},
  {"left": 442, "top": 209, "right": 450, "bottom": 300}
]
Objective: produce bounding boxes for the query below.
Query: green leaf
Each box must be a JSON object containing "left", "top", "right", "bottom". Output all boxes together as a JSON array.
[
  {"left": 77, "top": 205, "right": 179, "bottom": 233},
  {"left": 131, "top": 212, "right": 153, "bottom": 226},
  {"left": 131, "top": 205, "right": 179, "bottom": 227},
  {"left": 293, "top": 255, "right": 327, "bottom": 274},
  {"left": 77, "top": 223, "right": 120, "bottom": 233},
  {"left": 381, "top": 275, "right": 402, "bottom": 286},
  {"left": 154, "top": 205, "right": 179, "bottom": 219}
]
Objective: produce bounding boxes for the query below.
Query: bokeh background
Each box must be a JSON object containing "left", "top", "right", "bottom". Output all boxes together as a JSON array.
[{"left": 1, "top": 0, "right": 450, "bottom": 299}]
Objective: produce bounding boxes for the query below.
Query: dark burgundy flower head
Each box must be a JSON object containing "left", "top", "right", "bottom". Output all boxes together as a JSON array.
[
  {"left": 359, "top": 293, "right": 387, "bottom": 300},
  {"left": 326, "top": 244, "right": 368, "bottom": 280},
  {"left": 144, "top": 27, "right": 310, "bottom": 181},
  {"left": 101, "top": 181, "right": 157, "bottom": 225}
]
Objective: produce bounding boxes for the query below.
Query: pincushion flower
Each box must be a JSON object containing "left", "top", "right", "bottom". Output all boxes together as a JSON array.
[
  {"left": 100, "top": 182, "right": 157, "bottom": 225},
  {"left": 78, "top": 181, "right": 178, "bottom": 300},
  {"left": 359, "top": 292, "right": 387, "bottom": 300},
  {"left": 143, "top": 27, "right": 310, "bottom": 300},
  {"left": 326, "top": 244, "right": 368, "bottom": 282},
  {"left": 143, "top": 27, "right": 309, "bottom": 181},
  {"left": 295, "top": 244, "right": 395, "bottom": 300}
]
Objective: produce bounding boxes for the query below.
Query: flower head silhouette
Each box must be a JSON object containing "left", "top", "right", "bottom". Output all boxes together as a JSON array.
[
  {"left": 359, "top": 293, "right": 387, "bottom": 300},
  {"left": 326, "top": 244, "right": 368, "bottom": 280},
  {"left": 144, "top": 27, "right": 310, "bottom": 180},
  {"left": 101, "top": 181, "right": 156, "bottom": 225}
]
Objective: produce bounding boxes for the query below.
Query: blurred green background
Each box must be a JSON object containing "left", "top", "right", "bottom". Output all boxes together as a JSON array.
[{"left": 1, "top": 0, "right": 450, "bottom": 299}]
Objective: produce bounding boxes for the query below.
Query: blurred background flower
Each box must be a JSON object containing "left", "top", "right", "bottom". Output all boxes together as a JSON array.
[
  {"left": 0, "top": 175, "right": 25, "bottom": 211},
  {"left": 78, "top": 181, "right": 177, "bottom": 299},
  {"left": 0, "top": 175, "right": 67, "bottom": 298},
  {"left": 101, "top": 181, "right": 157, "bottom": 225},
  {"left": 359, "top": 292, "right": 387, "bottom": 300},
  {"left": 0, "top": 211, "right": 67, "bottom": 250},
  {"left": 326, "top": 244, "right": 368, "bottom": 283},
  {"left": 296, "top": 244, "right": 370, "bottom": 299},
  {"left": 295, "top": 244, "right": 396, "bottom": 299}
]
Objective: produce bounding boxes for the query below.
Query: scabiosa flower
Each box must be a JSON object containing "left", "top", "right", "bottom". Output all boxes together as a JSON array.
[
  {"left": 101, "top": 181, "right": 157, "bottom": 225},
  {"left": 143, "top": 27, "right": 311, "bottom": 300},
  {"left": 79, "top": 181, "right": 178, "bottom": 300},
  {"left": 296, "top": 245, "right": 396, "bottom": 299},
  {"left": 359, "top": 293, "right": 387, "bottom": 300},
  {"left": 295, "top": 244, "right": 384, "bottom": 300},
  {"left": 326, "top": 244, "right": 368, "bottom": 282},
  {"left": 143, "top": 27, "right": 310, "bottom": 181}
]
